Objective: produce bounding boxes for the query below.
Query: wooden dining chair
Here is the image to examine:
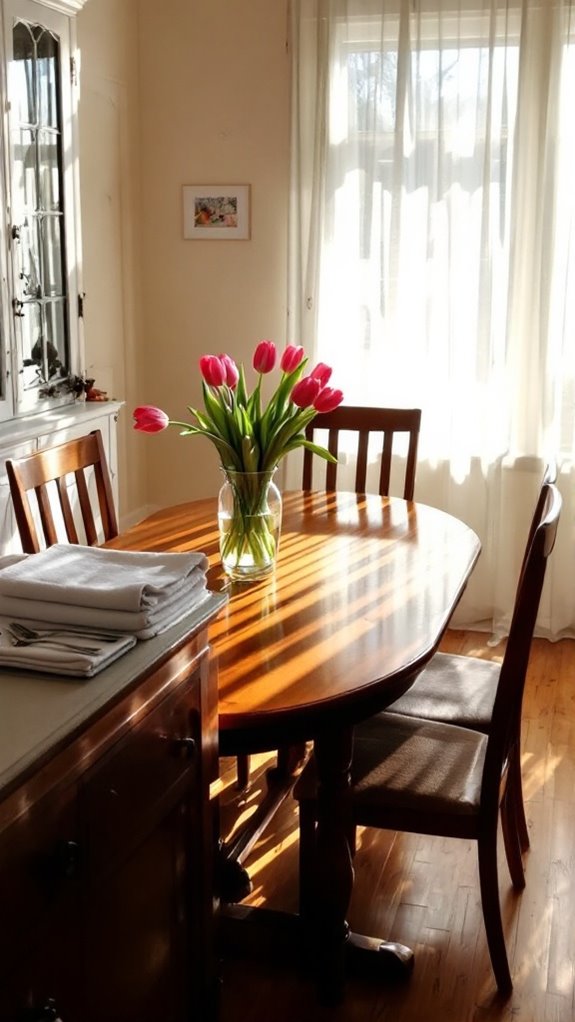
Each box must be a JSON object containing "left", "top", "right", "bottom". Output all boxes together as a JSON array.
[
  {"left": 294, "top": 482, "right": 562, "bottom": 994},
  {"left": 6, "top": 429, "right": 119, "bottom": 553},
  {"left": 234, "top": 406, "right": 422, "bottom": 792},
  {"left": 374, "top": 461, "right": 557, "bottom": 854},
  {"left": 302, "top": 405, "right": 422, "bottom": 499}
]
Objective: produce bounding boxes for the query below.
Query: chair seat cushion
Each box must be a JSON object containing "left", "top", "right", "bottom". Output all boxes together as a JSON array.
[
  {"left": 380, "top": 652, "right": 500, "bottom": 731},
  {"left": 294, "top": 714, "right": 487, "bottom": 819}
]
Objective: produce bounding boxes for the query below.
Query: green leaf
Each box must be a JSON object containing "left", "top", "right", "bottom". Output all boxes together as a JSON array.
[
  {"left": 236, "top": 366, "right": 248, "bottom": 407},
  {"left": 293, "top": 437, "right": 338, "bottom": 463}
]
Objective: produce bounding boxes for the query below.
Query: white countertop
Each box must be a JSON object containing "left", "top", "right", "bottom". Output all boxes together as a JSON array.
[{"left": 0, "top": 591, "right": 227, "bottom": 796}]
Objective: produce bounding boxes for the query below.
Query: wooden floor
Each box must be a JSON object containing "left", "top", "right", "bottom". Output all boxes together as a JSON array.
[{"left": 217, "top": 630, "right": 575, "bottom": 1022}]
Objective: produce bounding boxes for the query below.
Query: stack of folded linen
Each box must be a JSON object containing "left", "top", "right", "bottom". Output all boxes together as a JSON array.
[{"left": 0, "top": 544, "right": 211, "bottom": 642}]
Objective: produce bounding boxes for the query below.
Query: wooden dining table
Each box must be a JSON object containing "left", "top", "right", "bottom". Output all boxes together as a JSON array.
[{"left": 106, "top": 488, "right": 481, "bottom": 1000}]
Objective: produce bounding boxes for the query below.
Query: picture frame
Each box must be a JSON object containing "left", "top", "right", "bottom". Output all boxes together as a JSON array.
[{"left": 182, "top": 184, "right": 251, "bottom": 240}]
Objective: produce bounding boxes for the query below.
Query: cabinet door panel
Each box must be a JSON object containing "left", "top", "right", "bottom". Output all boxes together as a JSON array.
[
  {"left": 82, "top": 803, "right": 192, "bottom": 1022},
  {"left": 82, "top": 676, "right": 201, "bottom": 874}
]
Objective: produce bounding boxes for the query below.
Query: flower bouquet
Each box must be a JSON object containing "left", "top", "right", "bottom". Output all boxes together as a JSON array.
[{"left": 133, "top": 341, "right": 343, "bottom": 579}]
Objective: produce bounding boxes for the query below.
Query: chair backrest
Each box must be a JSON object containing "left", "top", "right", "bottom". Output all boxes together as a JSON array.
[
  {"left": 482, "top": 482, "right": 561, "bottom": 804},
  {"left": 302, "top": 406, "right": 422, "bottom": 499},
  {"left": 518, "top": 461, "right": 557, "bottom": 587},
  {"left": 6, "top": 429, "right": 119, "bottom": 553}
]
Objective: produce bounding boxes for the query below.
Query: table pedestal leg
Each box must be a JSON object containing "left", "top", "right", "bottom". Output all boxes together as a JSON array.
[{"left": 312, "top": 727, "right": 355, "bottom": 1005}]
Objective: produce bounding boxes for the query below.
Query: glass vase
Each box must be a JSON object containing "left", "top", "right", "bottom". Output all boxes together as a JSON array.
[{"left": 217, "top": 469, "right": 282, "bottom": 581}]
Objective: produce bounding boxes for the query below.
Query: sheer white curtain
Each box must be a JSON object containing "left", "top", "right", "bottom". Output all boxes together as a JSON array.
[{"left": 287, "top": 0, "right": 575, "bottom": 638}]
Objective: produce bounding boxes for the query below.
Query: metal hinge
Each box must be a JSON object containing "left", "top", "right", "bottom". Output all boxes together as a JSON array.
[
  {"left": 70, "top": 55, "right": 78, "bottom": 86},
  {"left": 78, "top": 292, "right": 85, "bottom": 318}
]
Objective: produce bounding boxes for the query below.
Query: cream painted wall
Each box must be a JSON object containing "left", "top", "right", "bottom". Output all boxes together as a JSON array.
[
  {"left": 74, "top": 0, "right": 290, "bottom": 520},
  {"left": 137, "top": 0, "right": 291, "bottom": 509},
  {"left": 76, "top": 0, "right": 145, "bottom": 522}
]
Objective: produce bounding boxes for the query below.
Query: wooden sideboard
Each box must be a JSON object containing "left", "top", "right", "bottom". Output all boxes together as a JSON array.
[{"left": 0, "top": 594, "right": 226, "bottom": 1022}]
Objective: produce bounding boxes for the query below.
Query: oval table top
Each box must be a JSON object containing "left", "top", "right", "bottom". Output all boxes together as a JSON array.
[{"left": 108, "top": 490, "right": 481, "bottom": 742}]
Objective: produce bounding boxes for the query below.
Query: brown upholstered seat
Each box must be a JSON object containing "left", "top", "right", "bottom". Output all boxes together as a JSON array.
[
  {"left": 376, "top": 462, "right": 557, "bottom": 852},
  {"left": 294, "top": 482, "right": 562, "bottom": 995}
]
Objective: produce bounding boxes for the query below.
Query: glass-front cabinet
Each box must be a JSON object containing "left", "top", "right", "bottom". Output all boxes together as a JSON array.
[
  {"left": 0, "top": 0, "right": 86, "bottom": 420},
  {"left": 0, "top": 0, "right": 122, "bottom": 560}
]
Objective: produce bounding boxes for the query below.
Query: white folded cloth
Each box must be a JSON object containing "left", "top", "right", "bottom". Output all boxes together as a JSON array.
[
  {"left": 0, "top": 621, "right": 137, "bottom": 678},
  {"left": 0, "top": 547, "right": 211, "bottom": 639},
  {"left": 0, "top": 545, "right": 209, "bottom": 611},
  {"left": 0, "top": 579, "right": 211, "bottom": 640}
]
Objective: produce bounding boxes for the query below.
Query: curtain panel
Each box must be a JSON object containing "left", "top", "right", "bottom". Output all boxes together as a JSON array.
[{"left": 287, "top": 0, "right": 575, "bottom": 638}]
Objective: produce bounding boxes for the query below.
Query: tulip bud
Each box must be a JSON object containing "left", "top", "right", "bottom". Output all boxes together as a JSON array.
[
  {"left": 219, "top": 353, "right": 239, "bottom": 388},
  {"left": 313, "top": 387, "right": 344, "bottom": 413},
  {"left": 133, "top": 405, "right": 170, "bottom": 433},
  {"left": 253, "top": 340, "right": 277, "bottom": 374},
  {"left": 199, "top": 355, "right": 226, "bottom": 387},
  {"left": 310, "top": 362, "right": 332, "bottom": 388},
  {"left": 290, "top": 376, "right": 322, "bottom": 408},
  {"left": 280, "top": 345, "right": 305, "bottom": 373}
]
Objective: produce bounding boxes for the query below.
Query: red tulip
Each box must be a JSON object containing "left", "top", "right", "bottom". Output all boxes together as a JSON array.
[
  {"left": 219, "top": 353, "right": 239, "bottom": 388},
  {"left": 199, "top": 355, "right": 226, "bottom": 387},
  {"left": 313, "top": 387, "right": 344, "bottom": 413},
  {"left": 310, "top": 362, "right": 332, "bottom": 387},
  {"left": 133, "top": 405, "right": 169, "bottom": 433},
  {"left": 253, "top": 340, "right": 277, "bottom": 374},
  {"left": 280, "top": 345, "right": 305, "bottom": 373},
  {"left": 291, "top": 375, "right": 322, "bottom": 408}
]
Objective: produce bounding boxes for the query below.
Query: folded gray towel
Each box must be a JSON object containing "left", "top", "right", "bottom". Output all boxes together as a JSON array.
[
  {"left": 0, "top": 572, "right": 209, "bottom": 633},
  {"left": 0, "top": 575, "right": 209, "bottom": 639},
  {"left": 0, "top": 545, "right": 209, "bottom": 612}
]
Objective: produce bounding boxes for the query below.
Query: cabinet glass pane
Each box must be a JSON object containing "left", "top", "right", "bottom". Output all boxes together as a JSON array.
[
  {"left": 20, "top": 301, "right": 43, "bottom": 391},
  {"left": 11, "top": 22, "right": 35, "bottom": 126},
  {"left": 45, "top": 302, "right": 67, "bottom": 376},
  {"left": 36, "top": 28, "right": 60, "bottom": 130},
  {"left": 11, "top": 129, "right": 37, "bottom": 212},
  {"left": 41, "top": 217, "right": 64, "bottom": 296},
  {"left": 18, "top": 218, "right": 41, "bottom": 299},
  {"left": 10, "top": 17, "right": 70, "bottom": 407},
  {"left": 38, "top": 130, "right": 61, "bottom": 211}
]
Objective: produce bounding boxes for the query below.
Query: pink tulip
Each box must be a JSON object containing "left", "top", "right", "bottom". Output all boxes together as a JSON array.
[
  {"left": 313, "top": 387, "right": 344, "bottom": 413},
  {"left": 133, "top": 405, "right": 169, "bottom": 433},
  {"left": 310, "top": 362, "right": 333, "bottom": 387},
  {"left": 291, "top": 375, "right": 322, "bottom": 408},
  {"left": 219, "top": 353, "right": 239, "bottom": 388},
  {"left": 253, "top": 340, "right": 277, "bottom": 374},
  {"left": 199, "top": 355, "right": 226, "bottom": 387},
  {"left": 280, "top": 345, "right": 305, "bottom": 373}
]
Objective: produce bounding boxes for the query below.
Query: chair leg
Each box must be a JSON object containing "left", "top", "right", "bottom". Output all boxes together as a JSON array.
[
  {"left": 509, "top": 747, "right": 530, "bottom": 852},
  {"left": 501, "top": 787, "right": 526, "bottom": 890},
  {"left": 236, "top": 753, "right": 251, "bottom": 790},
  {"left": 298, "top": 801, "right": 317, "bottom": 923},
  {"left": 477, "top": 827, "right": 513, "bottom": 996}
]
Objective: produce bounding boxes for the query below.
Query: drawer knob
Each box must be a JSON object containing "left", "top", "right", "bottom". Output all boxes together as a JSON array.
[
  {"left": 171, "top": 737, "right": 196, "bottom": 761},
  {"left": 18, "top": 999, "right": 62, "bottom": 1021},
  {"left": 55, "top": 839, "right": 80, "bottom": 879}
]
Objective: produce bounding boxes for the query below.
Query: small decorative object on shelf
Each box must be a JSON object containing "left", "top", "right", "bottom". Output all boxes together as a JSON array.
[
  {"left": 38, "top": 371, "right": 108, "bottom": 402},
  {"left": 133, "top": 341, "right": 344, "bottom": 580}
]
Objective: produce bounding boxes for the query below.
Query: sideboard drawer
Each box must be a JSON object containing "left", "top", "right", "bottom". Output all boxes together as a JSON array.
[{"left": 82, "top": 673, "right": 202, "bottom": 874}]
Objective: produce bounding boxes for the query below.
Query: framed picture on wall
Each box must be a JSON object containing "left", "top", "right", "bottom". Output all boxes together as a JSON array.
[{"left": 182, "top": 184, "right": 251, "bottom": 240}]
